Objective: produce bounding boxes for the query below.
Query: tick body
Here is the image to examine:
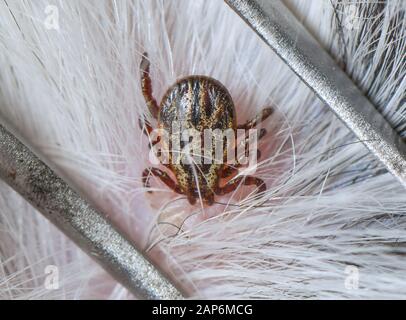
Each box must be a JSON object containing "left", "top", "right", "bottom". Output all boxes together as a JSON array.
[{"left": 140, "top": 53, "right": 272, "bottom": 205}]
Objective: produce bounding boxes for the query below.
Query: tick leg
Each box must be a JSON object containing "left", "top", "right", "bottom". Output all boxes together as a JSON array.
[
  {"left": 142, "top": 167, "right": 182, "bottom": 194},
  {"left": 244, "top": 127, "right": 266, "bottom": 146},
  {"left": 140, "top": 52, "right": 160, "bottom": 119},
  {"left": 219, "top": 165, "right": 240, "bottom": 179},
  {"left": 216, "top": 175, "right": 266, "bottom": 195},
  {"left": 235, "top": 128, "right": 265, "bottom": 163},
  {"left": 187, "top": 194, "right": 197, "bottom": 205},
  {"left": 138, "top": 117, "right": 153, "bottom": 136},
  {"left": 237, "top": 107, "right": 273, "bottom": 130},
  {"left": 139, "top": 117, "right": 160, "bottom": 149}
]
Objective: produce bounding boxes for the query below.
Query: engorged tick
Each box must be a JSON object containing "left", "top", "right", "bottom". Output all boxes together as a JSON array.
[{"left": 140, "top": 52, "right": 273, "bottom": 206}]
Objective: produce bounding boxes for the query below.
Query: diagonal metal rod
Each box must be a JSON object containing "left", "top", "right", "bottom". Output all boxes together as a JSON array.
[
  {"left": 0, "top": 123, "right": 184, "bottom": 300},
  {"left": 225, "top": 0, "right": 406, "bottom": 188}
]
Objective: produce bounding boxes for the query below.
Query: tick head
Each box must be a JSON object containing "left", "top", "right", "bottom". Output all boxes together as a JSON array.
[{"left": 174, "top": 163, "right": 219, "bottom": 206}]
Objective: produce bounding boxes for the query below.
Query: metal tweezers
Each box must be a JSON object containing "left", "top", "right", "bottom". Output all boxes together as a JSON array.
[{"left": 1, "top": 0, "right": 405, "bottom": 299}]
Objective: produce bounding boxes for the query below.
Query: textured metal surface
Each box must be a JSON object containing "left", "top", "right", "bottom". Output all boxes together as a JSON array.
[
  {"left": 225, "top": 0, "right": 406, "bottom": 188},
  {"left": 0, "top": 124, "right": 184, "bottom": 300}
]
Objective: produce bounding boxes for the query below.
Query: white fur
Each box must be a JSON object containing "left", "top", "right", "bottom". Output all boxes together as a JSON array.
[{"left": 0, "top": 0, "right": 405, "bottom": 299}]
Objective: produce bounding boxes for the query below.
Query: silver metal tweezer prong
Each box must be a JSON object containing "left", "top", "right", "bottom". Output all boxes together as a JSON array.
[
  {"left": 225, "top": 0, "right": 406, "bottom": 188},
  {"left": 0, "top": 123, "right": 184, "bottom": 299}
]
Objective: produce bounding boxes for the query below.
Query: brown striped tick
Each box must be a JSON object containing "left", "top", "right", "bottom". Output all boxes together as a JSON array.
[{"left": 140, "top": 53, "right": 272, "bottom": 206}]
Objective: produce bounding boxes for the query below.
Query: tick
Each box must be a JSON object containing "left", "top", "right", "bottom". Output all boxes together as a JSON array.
[{"left": 140, "top": 53, "right": 272, "bottom": 205}]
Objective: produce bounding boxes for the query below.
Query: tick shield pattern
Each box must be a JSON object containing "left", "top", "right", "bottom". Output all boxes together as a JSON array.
[{"left": 147, "top": 121, "right": 260, "bottom": 173}]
